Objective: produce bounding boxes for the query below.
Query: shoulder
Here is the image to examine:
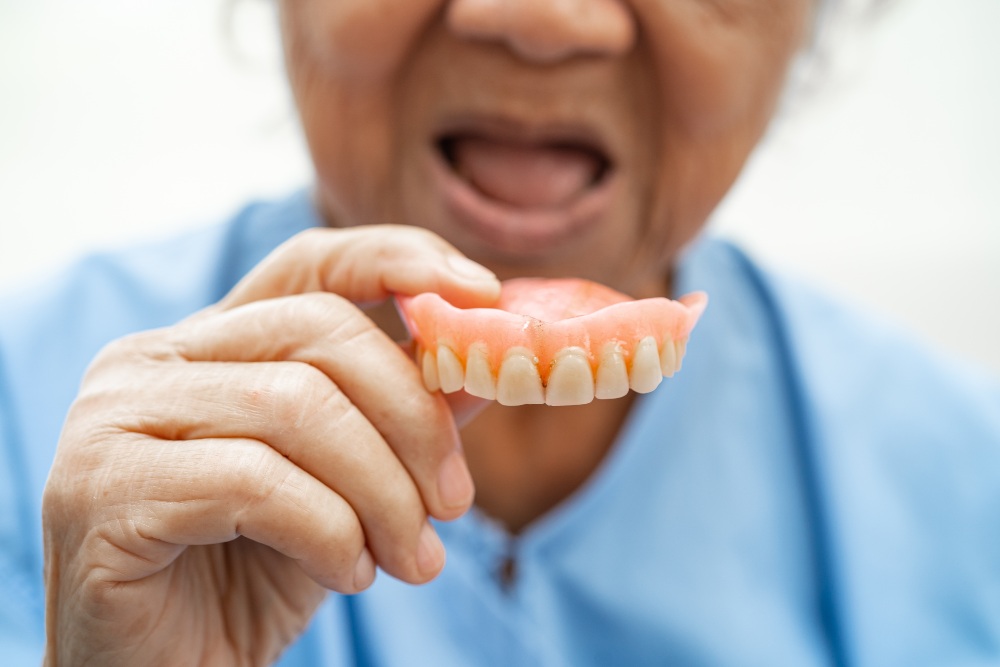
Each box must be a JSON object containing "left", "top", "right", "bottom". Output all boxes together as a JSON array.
[
  {"left": 0, "top": 190, "right": 320, "bottom": 392},
  {"left": 682, "top": 237, "right": 1000, "bottom": 440},
  {"left": 2, "top": 190, "right": 318, "bottom": 341},
  {"left": 757, "top": 252, "right": 999, "bottom": 443},
  {"left": 683, "top": 238, "right": 1000, "bottom": 663}
]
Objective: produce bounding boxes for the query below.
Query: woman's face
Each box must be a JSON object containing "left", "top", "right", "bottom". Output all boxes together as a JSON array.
[{"left": 280, "top": 0, "right": 811, "bottom": 296}]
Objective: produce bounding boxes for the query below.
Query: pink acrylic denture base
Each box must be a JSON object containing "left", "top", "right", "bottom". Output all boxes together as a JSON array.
[{"left": 397, "top": 278, "right": 707, "bottom": 382}]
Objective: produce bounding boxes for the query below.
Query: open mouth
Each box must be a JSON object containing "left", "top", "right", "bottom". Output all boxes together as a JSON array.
[
  {"left": 430, "top": 121, "right": 618, "bottom": 255},
  {"left": 436, "top": 134, "right": 612, "bottom": 210}
]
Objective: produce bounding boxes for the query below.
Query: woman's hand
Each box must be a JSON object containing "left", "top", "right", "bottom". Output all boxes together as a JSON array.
[{"left": 42, "top": 226, "right": 500, "bottom": 666}]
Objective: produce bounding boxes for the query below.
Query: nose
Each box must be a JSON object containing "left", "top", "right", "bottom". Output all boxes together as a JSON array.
[{"left": 445, "top": 0, "right": 636, "bottom": 64}]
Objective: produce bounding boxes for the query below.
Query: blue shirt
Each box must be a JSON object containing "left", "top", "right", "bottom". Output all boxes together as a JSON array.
[{"left": 2, "top": 191, "right": 999, "bottom": 666}]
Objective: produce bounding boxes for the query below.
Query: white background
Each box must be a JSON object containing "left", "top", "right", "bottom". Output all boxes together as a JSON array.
[{"left": 1, "top": 0, "right": 998, "bottom": 373}]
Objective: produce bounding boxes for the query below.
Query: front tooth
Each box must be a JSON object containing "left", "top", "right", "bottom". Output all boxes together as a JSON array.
[
  {"left": 629, "top": 336, "right": 663, "bottom": 393},
  {"left": 595, "top": 341, "right": 629, "bottom": 400},
  {"left": 496, "top": 347, "right": 545, "bottom": 406},
  {"left": 421, "top": 346, "right": 440, "bottom": 392},
  {"left": 659, "top": 336, "right": 677, "bottom": 377},
  {"left": 545, "top": 347, "right": 594, "bottom": 406},
  {"left": 463, "top": 342, "right": 496, "bottom": 400},
  {"left": 436, "top": 344, "right": 465, "bottom": 393}
]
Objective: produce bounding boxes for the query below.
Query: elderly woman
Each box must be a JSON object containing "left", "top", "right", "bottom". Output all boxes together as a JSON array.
[{"left": 1, "top": 0, "right": 998, "bottom": 665}]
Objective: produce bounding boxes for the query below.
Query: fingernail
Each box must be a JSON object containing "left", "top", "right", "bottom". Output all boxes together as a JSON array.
[
  {"left": 353, "top": 548, "right": 376, "bottom": 590},
  {"left": 417, "top": 522, "right": 445, "bottom": 578},
  {"left": 446, "top": 255, "right": 497, "bottom": 282},
  {"left": 437, "top": 449, "right": 475, "bottom": 510}
]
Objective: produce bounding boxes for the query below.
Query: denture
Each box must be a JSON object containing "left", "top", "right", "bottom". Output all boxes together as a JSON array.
[{"left": 397, "top": 278, "right": 707, "bottom": 407}]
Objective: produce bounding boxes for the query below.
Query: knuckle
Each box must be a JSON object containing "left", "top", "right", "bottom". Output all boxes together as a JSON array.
[
  {"left": 392, "top": 224, "right": 444, "bottom": 247},
  {"left": 41, "top": 476, "right": 75, "bottom": 529},
  {"left": 374, "top": 473, "right": 422, "bottom": 519},
  {"left": 86, "top": 329, "right": 170, "bottom": 378},
  {"left": 229, "top": 445, "right": 291, "bottom": 517},
  {"left": 77, "top": 565, "right": 122, "bottom": 613},
  {"left": 250, "top": 362, "right": 341, "bottom": 433},
  {"left": 384, "top": 395, "right": 457, "bottom": 465},
  {"left": 292, "top": 293, "right": 377, "bottom": 349},
  {"left": 285, "top": 226, "right": 329, "bottom": 254},
  {"left": 43, "top": 435, "right": 136, "bottom": 539},
  {"left": 326, "top": 507, "right": 366, "bottom": 558},
  {"left": 284, "top": 292, "right": 356, "bottom": 334},
  {"left": 382, "top": 225, "right": 450, "bottom": 257}
]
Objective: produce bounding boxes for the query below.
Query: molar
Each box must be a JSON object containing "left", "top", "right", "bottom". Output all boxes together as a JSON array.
[
  {"left": 629, "top": 336, "right": 662, "bottom": 394},
  {"left": 545, "top": 347, "right": 595, "bottom": 406},
  {"left": 463, "top": 342, "right": 496, "bottom": 400},
  {"left": 436, "top": 344, "right": 465, "bottom": 393},
  {"left": 595, "top": 341, "right": 629, "bottom": 400},
  {"left": 496, "top": 347, "right": 545, "bottom": 406}
]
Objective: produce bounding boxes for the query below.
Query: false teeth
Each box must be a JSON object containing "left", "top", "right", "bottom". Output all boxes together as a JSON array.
[
  {"left": 659, "top": 336, "right": 677, "bottom": 377},
  {"left": 436, "top": 344, "right": 465, "bottom": 394},
  {"left": 496, "top": 347, "right": 545, "bottom": 406},
  {"left": 463, "top": 342, "right": 496, "bottom": 400},
  {"left": 675, "top": 338, "right": 687, "bottom": 373},
  {"left": 415, "top": 336, "right": 690, "bottom": 407},
  {"left": 595, "top": 342, "right": 629, "bottom": 400},
  {"left": 421, "top": 345, "right": 440, "bottom": 392},
  {"left": 398, "top": 278, "right": 706, "bottom": 406},
  {"left": 545, "top": 347, "right": 595, "bottom": 406},
  {"left": 629, "top": 336, "right": 663, "bottom": 394}
]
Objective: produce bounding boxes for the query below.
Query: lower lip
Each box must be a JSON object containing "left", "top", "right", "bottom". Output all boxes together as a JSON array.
[{"left": 427, "top": 148, "right": 617, "bottom": 258}]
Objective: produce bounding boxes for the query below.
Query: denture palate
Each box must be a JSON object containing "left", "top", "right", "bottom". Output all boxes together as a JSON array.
[{"left": 397, "top": 278, "right": 707, "bottom": 407}]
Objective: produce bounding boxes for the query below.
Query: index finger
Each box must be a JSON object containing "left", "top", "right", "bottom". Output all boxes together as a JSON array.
[{"left": 219, "top": 225, "right": 501, "bottom": 311}]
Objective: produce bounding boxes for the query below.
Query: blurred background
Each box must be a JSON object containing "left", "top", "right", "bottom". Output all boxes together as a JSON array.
[{"left": 1, "top": 0, "right": 998, "bottom": 373}]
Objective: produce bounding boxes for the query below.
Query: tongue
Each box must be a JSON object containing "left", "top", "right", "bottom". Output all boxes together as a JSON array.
[{"left": 451, "top": 136, "right": 602, "bottom": 209}]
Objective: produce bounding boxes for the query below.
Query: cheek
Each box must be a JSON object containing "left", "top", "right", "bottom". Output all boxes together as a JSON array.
[
  {"left": 284, "top": 67, "right": 391, "bottom": 224},
  {"left": 652, "top": 0, "right": 810, "bottom": 139},
  {"left": 283, "top": 0, "right": 444, "bottom": 80},
  {"left": 634, "top": 0, "right": 810, "bottom": 239},
  {"left": 281, "top": 0, "right": 452, "bottom": 225},
  {"left": 637, "top": 1, "right": 810, "bottom": 131}
]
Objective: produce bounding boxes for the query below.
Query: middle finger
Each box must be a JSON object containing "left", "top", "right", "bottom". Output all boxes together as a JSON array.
[{"left": 101, "top": 357, "right": 444, "bottom": 584}]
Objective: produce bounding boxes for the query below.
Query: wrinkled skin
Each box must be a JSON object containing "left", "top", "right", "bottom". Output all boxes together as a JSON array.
[
  {"left": 285, "top": 0, "right": 810, "bottom": 294},
  {"left": 44, "top": 228, "right": 499, "bottom": 665},
  {"left": 43, "top": 1, "right": 811, "bottom": 665}
]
